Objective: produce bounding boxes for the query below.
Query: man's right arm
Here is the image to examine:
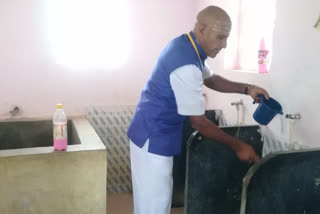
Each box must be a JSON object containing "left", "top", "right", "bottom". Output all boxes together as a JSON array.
[
  {"left": 189, "top": 115, "right": 260, "bottom": 163},
  {"left": 169, "top": 65, "right": 260, "bottom": 163}
]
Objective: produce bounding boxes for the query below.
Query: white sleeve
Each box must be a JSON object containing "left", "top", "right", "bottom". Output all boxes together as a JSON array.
[
  {"left": 202, "top": 61, "right": 213, "bottom": 79},
  {"left": 169, "top": 64, "right": 205, "bottom": 116}
]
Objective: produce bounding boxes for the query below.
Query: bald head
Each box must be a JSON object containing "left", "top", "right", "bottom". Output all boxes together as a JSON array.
[
  {"left": 196, "top": 6, "right": 231, "bottom": 33},
  {"left": 192, "top": 6, "right": 232, "bottom": 58}
]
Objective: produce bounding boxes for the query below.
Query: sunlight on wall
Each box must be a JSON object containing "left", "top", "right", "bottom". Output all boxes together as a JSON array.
[
  {"left": 225, "top": 0, "right": 276, "bottom": 72},
  {"left": 47, "top": 0, "right": 129, "bottom": 69}
]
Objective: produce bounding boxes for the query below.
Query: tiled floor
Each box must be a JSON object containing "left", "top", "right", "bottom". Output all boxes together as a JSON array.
[{"left": 107, "top": 192, "right": 184, "bottom": 214}]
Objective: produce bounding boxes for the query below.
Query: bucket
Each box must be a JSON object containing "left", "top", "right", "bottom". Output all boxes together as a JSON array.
[{"left": 253, "top": 95, "right": 283, "bottom": 125}]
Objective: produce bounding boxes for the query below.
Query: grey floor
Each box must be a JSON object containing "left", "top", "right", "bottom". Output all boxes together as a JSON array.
[{"left": 107, "top": 192, "right": 184, "bottom": 214}]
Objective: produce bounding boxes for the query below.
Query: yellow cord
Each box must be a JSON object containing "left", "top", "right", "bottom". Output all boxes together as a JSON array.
[{"left": 187, "top": 33, "right": 203, "bottom": 70}]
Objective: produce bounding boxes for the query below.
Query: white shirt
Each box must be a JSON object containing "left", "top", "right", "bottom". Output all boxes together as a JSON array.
[{"left": 169, "top": 61, "right": 213, "bottom": 116}]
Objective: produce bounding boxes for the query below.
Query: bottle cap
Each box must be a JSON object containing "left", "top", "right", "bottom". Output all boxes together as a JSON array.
[{"left": 56, "top": 104, "right": 63, "bottom": 109}]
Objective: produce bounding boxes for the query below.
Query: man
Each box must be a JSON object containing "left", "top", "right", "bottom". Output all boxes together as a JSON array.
[{"left": 127, "top": 5, "right": 269, "bottom": 214}]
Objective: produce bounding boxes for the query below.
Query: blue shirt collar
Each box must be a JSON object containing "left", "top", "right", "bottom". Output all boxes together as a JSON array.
[{"left": 188, "top": 31, "right": 208, "bottom": 61}]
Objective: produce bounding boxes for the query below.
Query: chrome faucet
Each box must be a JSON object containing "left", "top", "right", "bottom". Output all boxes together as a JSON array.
[
  {"left": 285, "top": 113, "right": 301, "bottom": 120},
  {"left": 10, "top": 106, "right": 19, "bottom": 118},
  {"left": 231, "top": 100, "right": 243, "bottom": 106}
]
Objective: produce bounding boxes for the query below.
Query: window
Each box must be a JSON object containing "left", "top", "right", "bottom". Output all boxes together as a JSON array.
[
  {"left": 225, "top": 0, "right": 277, "bottom": 73},
  {"left": 47, "top": 0, "right": 129, "bottom": 69}
]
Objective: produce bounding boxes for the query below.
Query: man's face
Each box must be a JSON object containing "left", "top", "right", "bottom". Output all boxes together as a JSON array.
[{"left": 200, "top": 21, "right": 231, "bottom": 58}]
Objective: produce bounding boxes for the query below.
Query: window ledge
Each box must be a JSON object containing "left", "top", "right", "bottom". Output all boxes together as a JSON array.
[{"left": 227, "top": 69, "right": 271, "bottom": 75}]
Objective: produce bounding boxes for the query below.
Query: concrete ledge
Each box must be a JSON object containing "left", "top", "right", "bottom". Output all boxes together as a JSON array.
[
  {"left": 0, "top": 117, "right": 107, "bottom": 214},
  {"left": 0, "top": 118, "right": 106, "bottom": 158}
]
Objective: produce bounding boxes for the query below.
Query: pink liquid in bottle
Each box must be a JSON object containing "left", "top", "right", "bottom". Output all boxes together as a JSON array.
[
  {"left": 258, "top": 38, "right": 269, "bottom": 73},
  {"left": 54, "top": 138, "right": 68, "bottom": 150},
  {"left": 53, "top": 123, "right": 68, "bottom": 151}
]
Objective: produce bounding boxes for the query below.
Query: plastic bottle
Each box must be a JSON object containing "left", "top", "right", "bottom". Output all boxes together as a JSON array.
[
  {"left": 53, "top": 104, "right": 68, "bottom": 150},
  {"left": 258, "top": 37, "right": 269, "bottom": 73}
]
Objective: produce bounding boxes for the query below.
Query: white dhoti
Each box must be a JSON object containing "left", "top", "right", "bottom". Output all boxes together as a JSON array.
[{"left": 130, "top": 140, "right": 173, "bottom": 214}]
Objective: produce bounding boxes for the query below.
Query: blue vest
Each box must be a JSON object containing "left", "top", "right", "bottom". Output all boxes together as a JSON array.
[{"left": 127, "top": 32, "right": 207, "bottom": 156}]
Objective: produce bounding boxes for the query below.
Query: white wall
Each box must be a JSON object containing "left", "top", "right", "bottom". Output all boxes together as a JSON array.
[
  {"left": 0, "top": 0, "right": 197, "bottom": 119},
  {"left": 1, "top": 0, "right": 319, "bottom": 149},
  {"left": 268, "top": 0, "right": 320, "bottom": 147}
]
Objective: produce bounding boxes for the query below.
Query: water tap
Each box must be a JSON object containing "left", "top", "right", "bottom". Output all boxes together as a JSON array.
[
  {"left": 285, "top": 113, "right": 301, "bottom": 120},
  {"left": 231, "top": 100, "right": 243, "bottom": 106},
  {"left": 10, "top": 106, "right": 20, "bottom": 118}
]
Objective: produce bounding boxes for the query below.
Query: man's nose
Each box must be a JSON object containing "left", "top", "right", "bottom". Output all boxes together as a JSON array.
[{"left": 222, "top": 39, "right": 227, "bottom": 49}]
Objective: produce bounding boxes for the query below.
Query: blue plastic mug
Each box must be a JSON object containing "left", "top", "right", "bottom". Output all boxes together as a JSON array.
[{"left": 253, "top": 94, "right": 283, "bottom": 125}]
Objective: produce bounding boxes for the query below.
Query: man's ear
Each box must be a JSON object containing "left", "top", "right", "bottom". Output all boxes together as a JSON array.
[{"left": 196, "top": 23, "right": 207, "bottom": 38}]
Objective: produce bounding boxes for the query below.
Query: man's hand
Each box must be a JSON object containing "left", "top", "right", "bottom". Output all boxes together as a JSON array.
[
  {"left": 233, "top": 141, "right": 260, "bottom": 164},
  {"left": 247, "top": 85, "right": 269, "bottom": 101}
]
